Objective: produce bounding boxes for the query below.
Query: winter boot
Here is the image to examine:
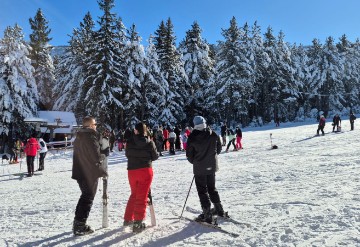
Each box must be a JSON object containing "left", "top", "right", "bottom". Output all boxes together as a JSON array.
[
  {"left": 133, "top": 220, "right": 146, "bottom": 233},
  {"left": 196, "top": 207, "right": 213, "bottom": 224},
  {"left": 211, "top": 202, "right": 225, "bottom": 217},
  {"left": 73, "top": 219, "right": 94, "bottom": 236},
  {"left": 123, "top": 220, "right": 134, "bottom": 226}
]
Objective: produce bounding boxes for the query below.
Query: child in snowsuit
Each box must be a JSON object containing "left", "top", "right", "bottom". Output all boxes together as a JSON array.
[{"left": 235, "top": 126, "right": 243, "bottom": 150}]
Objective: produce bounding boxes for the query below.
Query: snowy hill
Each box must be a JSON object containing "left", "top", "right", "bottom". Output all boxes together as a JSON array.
[{"left": 1, "top": 120, "right": 360, "bottom": 246}]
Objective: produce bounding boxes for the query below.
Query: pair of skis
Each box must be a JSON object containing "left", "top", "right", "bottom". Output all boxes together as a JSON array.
[{"left": 101, "top": 181, "right": 156, "bottom": 228}]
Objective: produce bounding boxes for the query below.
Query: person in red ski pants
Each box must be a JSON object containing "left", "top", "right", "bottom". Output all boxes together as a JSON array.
[{"left": 124, "top": 122, "right": 158, "bottom": 233}]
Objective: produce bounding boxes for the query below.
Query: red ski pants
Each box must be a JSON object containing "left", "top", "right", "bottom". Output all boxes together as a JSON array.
[
  {"left": 236, "top": 137, "right": 242, "bottom": 149},
  {"left": 124, "top": 167, "right": 153, "bottom": 221}
]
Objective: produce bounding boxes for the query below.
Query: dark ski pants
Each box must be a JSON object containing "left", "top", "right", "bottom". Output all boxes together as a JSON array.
[
  {"left": 39, "top": 152, "right": 46, "bottom": 170},
  {"left": 332, "top": 123, "right": 340, "bottom": 132},
  {"left": 226, "top": 138, "right": 236, "bottom": 150},
  {"left": 194, "top": 173, "right": 221, "bottom": 209},
  {"left": 317, "top": 126, "right": 324, "bottom": 135},
  {"left": 26, "top": 156, "right": 35, "bottom": 175},
  {"left": 351, "top": 122, "right": 354, "bottom": 130},
  {"left": 124, "top": 167, "right": 153, "bottom": 221},
  {"left": 75, "top": 178, "right": 98, "bottom": 222}
]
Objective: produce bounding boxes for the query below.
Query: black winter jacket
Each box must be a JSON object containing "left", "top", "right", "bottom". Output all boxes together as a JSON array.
[
  {"left": 186, "top": 128, "right": 222, "bottom": 175},
  {"left": 126, "top": 134, "right": 159, "bottom": 170},
  {"left": 72, "top": 128, "right": 107, "bottom": 184}
]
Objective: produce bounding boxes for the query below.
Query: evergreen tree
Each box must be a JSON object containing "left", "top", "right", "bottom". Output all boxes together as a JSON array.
[
  {"left": 83, "top": 0, "right": 125, "bottom": 128},
  {"left": 154, "top": 18, "right": 187, "bottom": 125},
  {"left": 0, "top": 24, "right": 38, "bottom": 133},
  {"left": 29, "top": 8, "right": 55, "bottom": 110},
  {"left": 215, "top": 17, "right": 253, "bottom": 125},
  {"left": 53, "top": 12, "right": 95, "bottom": 122},
  {"left": 179, "top": 21, "right": 215, "bottom": 124},
  {"left": 337, "top": 35, "right": 360, "bottom": 111}
]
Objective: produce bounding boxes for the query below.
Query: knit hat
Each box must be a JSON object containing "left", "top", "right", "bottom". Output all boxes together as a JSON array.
[{"left": 193, "top": 116, "right": 206, "bottom": 130}]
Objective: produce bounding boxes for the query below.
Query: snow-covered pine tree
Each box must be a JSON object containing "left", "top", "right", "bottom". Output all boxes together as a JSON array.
[
  {"left": 320, "top": 36, "right": 345, "bottom": 115},
  {"left": 249, "top": 21, "right": 270, "bottom": 125},
  {"left": 336, "top": 35, "right": 360, "bottom": 112},
  {"left": 290, "top": 44, "right": 311, "bottom": 119},
  {"left": 215, "top": 17, "right": 253, "bottom": 125},
  {"left": 83, "top": 0, "right": 125, "bottom": 128},
  {"left": 0, "top": 24, "right": 38, "bottom": 134},
  {"left": 145, "top": 36, "right": 167, "bottom": 126},
  {"left": 179, "top": 21, "right": 215, "bottom": 124},
  {"left": 272, "top": 31, "right": 296, "bottom": 121},
  {"left": 53, "top": 12, "right": 95, "bottom": 123},
  {"left": 28, "top": 8, "right": 55, "bottom": 110},
  {"left": 154, "top": 18, "right": 187, "bottom": 125}
]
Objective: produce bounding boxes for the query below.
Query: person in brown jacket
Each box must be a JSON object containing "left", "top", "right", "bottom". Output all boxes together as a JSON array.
[{"left": 72, "top": 116, "right": 107, "bottom": 236}]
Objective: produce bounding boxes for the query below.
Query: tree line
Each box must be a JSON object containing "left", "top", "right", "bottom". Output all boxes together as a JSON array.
[{"left": 1, "top": 0, "right": 360, "bottom": 134}]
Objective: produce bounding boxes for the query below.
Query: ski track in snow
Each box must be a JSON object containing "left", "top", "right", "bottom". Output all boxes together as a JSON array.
[{"left": 1, "top": 121, "right": 360, "bottom": 246}]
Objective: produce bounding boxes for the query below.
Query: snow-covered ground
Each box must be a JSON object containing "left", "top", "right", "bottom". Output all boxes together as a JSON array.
[{"left": 1, "top": 120, "right": 360, "bottom": 247}]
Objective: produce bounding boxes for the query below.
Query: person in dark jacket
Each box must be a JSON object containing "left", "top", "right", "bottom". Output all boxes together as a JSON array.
[
  {"left": 124, "top": 122, "right": 159, "bottom": 233},
  {"left": 350, "top": 112, "right": 356, "bottom": 131},
  {"left": 72, "top": 116, "right": 107, "bottom": 236},
  {"left": 186, "top": 116, "right": 224, "bottom": 224},
  {"left": 220, "top": 122, "right": 227, "bottom": 146},
  {"left": 332, "top": 114, "right": 341, "bottom": 132},
  {"left": 174, "top": 125, "right": 182, "bottom": 150},
  {"left": 316, "top": 115, "right": 326, "bottom": 136},
  {"left": 154, "top": 126, "right": 164, "bottom": 156}
]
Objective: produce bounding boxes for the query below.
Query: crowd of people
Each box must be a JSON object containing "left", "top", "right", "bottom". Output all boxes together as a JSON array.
[{"left": 71, "top": 115, "right": 227, "bottom": 235}]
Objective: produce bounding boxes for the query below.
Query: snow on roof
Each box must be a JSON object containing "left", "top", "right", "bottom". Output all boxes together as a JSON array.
[{"left": 38, "top": 111, "right": 77, "bottom": 134}]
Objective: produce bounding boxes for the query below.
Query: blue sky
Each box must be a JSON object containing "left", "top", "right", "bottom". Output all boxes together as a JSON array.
[{"left": 1, "top": 0, "right": 360, "bottom": 46}]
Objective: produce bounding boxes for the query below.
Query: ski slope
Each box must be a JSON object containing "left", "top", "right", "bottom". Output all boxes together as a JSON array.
[{"left": 1, "top": 119, "right": 360, "bottom": 246}]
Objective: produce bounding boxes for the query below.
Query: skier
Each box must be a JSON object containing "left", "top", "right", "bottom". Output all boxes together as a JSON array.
[
  {"left": 332, "top": 114, "right": 341, "bottom": 132},
  {"left": 162, "top": 127, "right": 169, "bottom": 151},
  {"left": 350, "top": 112, "right": 356, "bottom": 131},
  {"left": 124, "top": 122, "right": 158, "bottom": 233},
  {"left": 182, "top": 132, "right": 188, "bottom": 150},
  {"left": 72, "top": 116, "right": 107, "bottom": 236},
  {"left": 235, "top": 126, "right": 243, "bottom": 150},
  {"left": 225, "top": 129, "right": 236, "bottom": 152},
  {"left": 37, "top": 137, "right": 48, "bottom": 171},
  {"left": 186, "top": 116, "right": 225, "bottom": 224},
  {"left": 109, "top": 130, "right": 116, "bottom": 152},
  {"left": 220, "top": 122, "right": 227, "bottom": 146},
  {"left": 174, "top": 125, "right": 182, "bottom": 151},
  {"left": 154, "top": 126, "right": 164, "bottom": 156},
  {"left": 168, "top": 128, "right": 176, "bottom": 155},
  {"left": 316, "top": 115, "right": 326, "bottom": 136},
  {"left": 24, "top": 133, "right": 40, "bottom": 177}
]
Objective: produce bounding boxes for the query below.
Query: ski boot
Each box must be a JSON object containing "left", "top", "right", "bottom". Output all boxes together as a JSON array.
[
  {"left": 133, "top": 220, "right": 146, "bottom": 233},
  {"left": 211, "top": 202, "right": 225, "bottom": 217},
  {"left": 196, "top": 207, "right": 214, "bottom": 224},
  {"left": 73, "top": 219, "right": 94, "bottom": 236}
]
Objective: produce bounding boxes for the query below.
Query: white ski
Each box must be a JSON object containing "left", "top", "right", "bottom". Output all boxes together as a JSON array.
[{"left": 148, "top": 189, "right": 156, "bottom": 226}]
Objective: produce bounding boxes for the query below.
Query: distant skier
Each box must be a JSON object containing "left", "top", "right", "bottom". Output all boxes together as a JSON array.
[
  {"left": 332, "top": 114, "right": 341, "bottom": 132},
  {"left": 154, "top": 126, "right": 164, "bottom": 156},
  {"left": 220, "top": 122, "right": 227, "bottom": 146},
  {"left": 350, "top": 112, "right": 356, "bottom": 131},
  {"left": 186, "top": 116, "right": 224, "bottom": 224},
  {"left": 316, "top": 115, "right": 326, "bottom": 136},
  {"left": 24, "top": 133, "right": 40, "bottom": 177},
  {"left": 168, "top": 128, "right": 176, "bottom": 155},
  {"left": 72, "top": 116, "right": 107, "bottom": 236},
  {"left": 235, "top": 126, "right": 243, "bottom": 150},
  {"left": 38, "top": 137, "right": 48, "bottom": 171},
  {"left": 225, "top": 129, "right": 236, "bottom": 152}
]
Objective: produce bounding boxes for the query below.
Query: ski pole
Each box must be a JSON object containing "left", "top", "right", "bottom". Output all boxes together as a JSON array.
[{"left": 180, "top": 176, "right": 195, "bottom": 219}]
